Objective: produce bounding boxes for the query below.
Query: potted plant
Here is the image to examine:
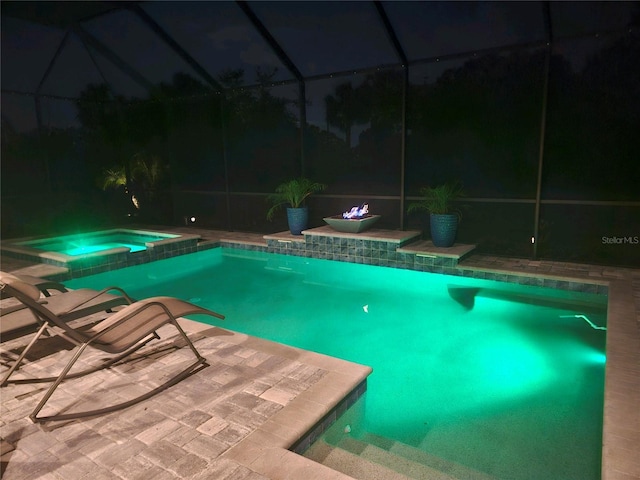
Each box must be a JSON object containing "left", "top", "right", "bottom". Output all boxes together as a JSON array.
[
  {"left": 407, "top": 182, "right": 464, "bottom": 247},
  {"left": 267, "top": 177, "right": 327, "bottom": 235}
]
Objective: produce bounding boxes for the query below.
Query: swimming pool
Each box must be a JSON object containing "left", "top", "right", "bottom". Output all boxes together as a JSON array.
[{"left": 67, "top": 248, "right": 607, "bottom": 480}]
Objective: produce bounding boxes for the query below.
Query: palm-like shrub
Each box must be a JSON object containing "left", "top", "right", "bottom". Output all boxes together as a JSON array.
[
  {"left": 407, "top": 182, "right": 464, "bottom": 216},
  {"left": 266, "top": 177, "right": 327, "bottom": 221},
  {"left": 99, "top": 153, "right": 169, "bottom": 212},
  {"left": 99, "top": 166, "right": 128, "bottom": 191}
]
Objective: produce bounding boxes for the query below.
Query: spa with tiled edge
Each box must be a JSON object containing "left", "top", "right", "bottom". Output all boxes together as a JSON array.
[{"left": 0, "top": 228, "right": 204, "bottom": 278}]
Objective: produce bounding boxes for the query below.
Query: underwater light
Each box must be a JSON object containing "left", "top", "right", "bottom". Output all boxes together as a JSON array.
[{"left": 584, "top": 350, "right": 607, "bottom": 364}]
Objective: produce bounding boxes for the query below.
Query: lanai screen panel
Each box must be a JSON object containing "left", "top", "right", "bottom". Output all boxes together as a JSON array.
[
  {"left": 543, "top": 30, "right": 639, "bottom": 201},
  {"left": 1, "top": 16, "right": 66, "bottom": 93},
  {"left": 248, "top": 1, "right": 399, "bottom": 76},
  {"left": 83, "top": 46, "right": 150, "bottom": 99},
  {"left": 225, "top": 83, "right": 301, "bottom": 192},
  {"left": 82, "top": 8, "right": 210, "bottom": 95},
  {"left": 406, "top": 48, "right": 546, "bottom": 200},
  {"left": 1, "top": 94, "right": 38, "bottom": 134},
  {"left": 164, "top": 94, "right": 225, "bottom": 191},
  {"left": 381, "top": 1, "right": 547, "bottom": 61},
  {"left": 305, "top": 68, "right": 403, "bottom": 198},
  {"left": 141, "top": 1, "right": 293, "bottom": 87},
  {"left": 550, "top": 1, "right": 639, "bottom": 38},
  {"left": 1, "top": 95, "right": 44, "bottom": 195}
]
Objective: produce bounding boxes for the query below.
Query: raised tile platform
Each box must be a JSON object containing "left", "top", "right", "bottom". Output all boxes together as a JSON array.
[
  {"left": 397, "top": 239, "right": 476, "bottom": 259},
  {"left": 257, "top": 228, "right": 615, "bottom": 294},
  {"left": 265, "top": 227, "right": 428, "bottom": 269},
  {"left": 303, "top": 225, "right": 420, "bottom": 244}
]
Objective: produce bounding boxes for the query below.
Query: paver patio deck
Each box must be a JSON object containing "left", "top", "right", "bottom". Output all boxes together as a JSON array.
[{"left": 1, "top": 318, "right": 370, "bottom": 480}]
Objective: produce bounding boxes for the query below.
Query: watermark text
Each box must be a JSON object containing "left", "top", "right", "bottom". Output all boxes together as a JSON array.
[{"left": 601, "top": 236, "right": 639, "bottom": 245}]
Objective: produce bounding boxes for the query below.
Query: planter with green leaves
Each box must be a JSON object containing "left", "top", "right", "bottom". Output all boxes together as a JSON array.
[
  {"left": 266, "top": 177, "right": 327, "bottom": 235},
  {"left": 407, "top": 182, "right": 464, "bottom": 247}
]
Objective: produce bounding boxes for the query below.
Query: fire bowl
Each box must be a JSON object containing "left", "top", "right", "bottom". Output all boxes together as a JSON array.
[{"left": 323, "top": 214, "right": 381, "bottom": 233}]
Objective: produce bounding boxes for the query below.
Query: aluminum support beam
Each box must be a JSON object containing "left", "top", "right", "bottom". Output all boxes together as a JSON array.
[{"left": 375, "top": 1, "right": 409, "bottom": 230}]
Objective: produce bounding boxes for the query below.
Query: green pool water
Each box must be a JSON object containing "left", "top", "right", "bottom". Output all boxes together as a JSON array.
[
  {"left": 67, "top": 248, "right": 607, "bottom": 479},
  {"left": 58, "top": 242, "right": 147, "bottom": 255}
]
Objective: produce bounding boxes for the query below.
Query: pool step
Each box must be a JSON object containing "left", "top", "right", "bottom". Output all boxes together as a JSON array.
[
  {"left": 305, "top": 438, "right": 423, "bottom": 480},
  {"left": 359, "top": 433, "right": 498, "bottom": 480},
  {"left": 305, "top": 433, "right": 498, "bottom": 480}
]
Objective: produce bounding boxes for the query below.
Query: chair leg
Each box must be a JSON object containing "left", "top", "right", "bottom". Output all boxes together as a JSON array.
[
  {"left": 1, "top": 322, "right": 49, "bottom": 387},
  {"left": 170, "top": 317, "right": 207, "bottom": 363},
  {"left": 30, "top": 327, "right": 207, "bottom": 423},
  {"left": 30, "top": 342, "right": 91, "bottom": 422}
]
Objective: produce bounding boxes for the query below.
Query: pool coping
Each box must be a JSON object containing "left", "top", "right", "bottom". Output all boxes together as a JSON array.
[
  {"left": 601, "top": 279, "right": 640, "bottom": 480},
  {"left": 156, "top": 319, "right": 373, "bottom": 480}
]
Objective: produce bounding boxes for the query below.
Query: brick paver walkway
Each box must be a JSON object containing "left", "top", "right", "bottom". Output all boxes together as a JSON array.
[{"left": 0, "top": 321, "right": 359, "bottom": 480}]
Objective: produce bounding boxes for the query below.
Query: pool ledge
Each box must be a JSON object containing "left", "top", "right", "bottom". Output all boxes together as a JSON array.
[
  {"left": 1, "top": 244, "right": 131, "bottom": 264},
  {"left": 602, "top": 279, "right": 640, "bottom": 480},
  {"left": 184, "top": 320, "right": 372, "bottom": 480}
]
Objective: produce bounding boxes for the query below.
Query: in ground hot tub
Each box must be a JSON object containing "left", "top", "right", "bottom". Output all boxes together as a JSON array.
[{"left": 1, "top": 228, "right": 202, "bottom": 278}]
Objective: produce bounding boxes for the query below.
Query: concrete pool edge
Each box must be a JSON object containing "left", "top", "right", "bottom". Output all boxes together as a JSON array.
[
  {"left": 602, "top": 279, "right": 640, "bottom": 480},
  {"left": 182, "top": 319, "right": 372, "bottom": 480}
]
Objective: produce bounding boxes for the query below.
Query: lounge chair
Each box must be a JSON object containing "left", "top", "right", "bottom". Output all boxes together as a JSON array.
[
  {"left": 0, "top": 272, "right": 134, "bottom": 342},
  {"left": 0, "top": 274, "right": 224, "bottom": 423},
  {"left": 0, "top": 271, "right": 68, "bottom": 297},
  {"left": 0, "top": 270, "right": 68, "bottom": 324}
]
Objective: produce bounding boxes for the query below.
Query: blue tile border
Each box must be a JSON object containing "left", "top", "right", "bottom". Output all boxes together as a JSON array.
[
  {"left": 6, "top": 228, "right": 608, "bottom": 296},
  {"left": 65, "top": 237, "right": 201, "bottom": 278},
  {"left": 261, "top": 233, "right": 608, "bottom": 296}
]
